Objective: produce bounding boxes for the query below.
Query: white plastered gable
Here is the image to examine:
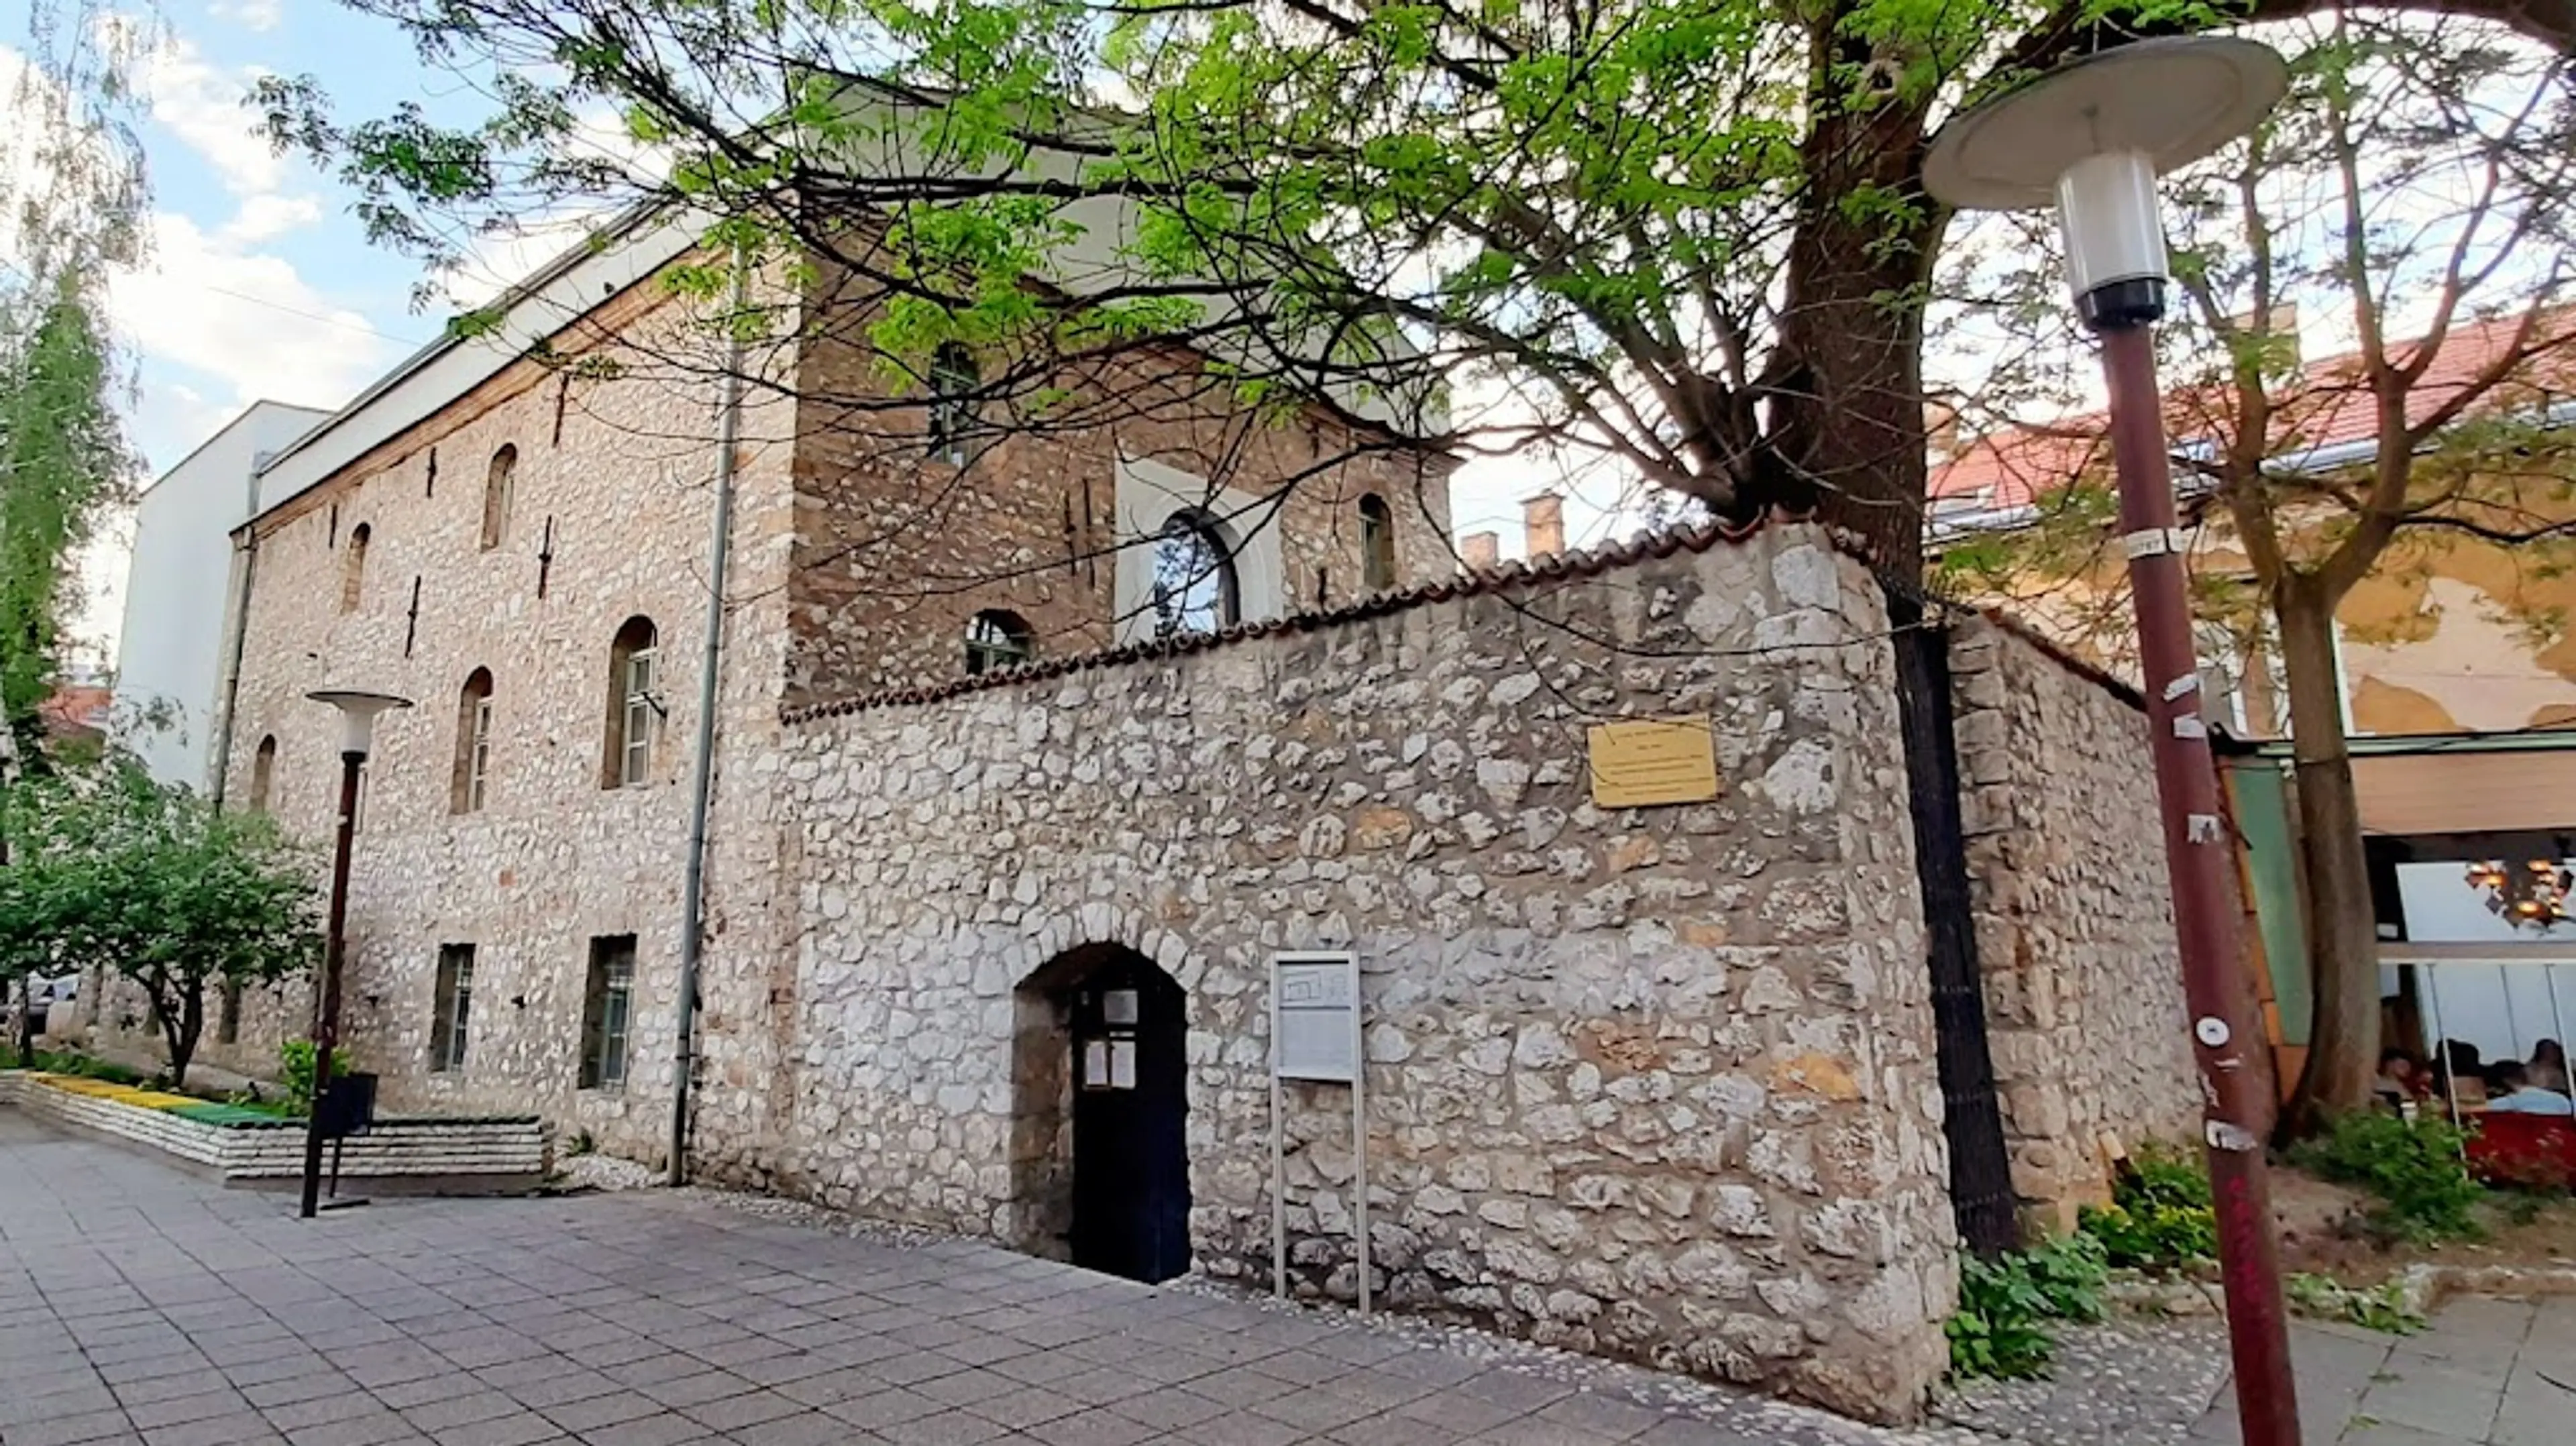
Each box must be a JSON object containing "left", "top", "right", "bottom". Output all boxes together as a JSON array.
[{"left": 1111, "top": 452, "right": 1286, "bottom": 644}]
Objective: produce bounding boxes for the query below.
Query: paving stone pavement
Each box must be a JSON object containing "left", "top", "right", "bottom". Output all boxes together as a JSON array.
[
  {"left": 7, "top": 1107, "right": 2567, "bottom": 1446},
  {"left": 2182, "top": 1294, "right": 2576, "bottom": 1445},
  {"left": 0, "top": 1111, "right": 1933, "bottom": 1446}
]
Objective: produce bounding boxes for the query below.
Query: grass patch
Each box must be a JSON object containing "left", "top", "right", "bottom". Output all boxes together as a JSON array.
[{"left": 2289, "top": 1111, "right": 2485, "bottom": 1245}]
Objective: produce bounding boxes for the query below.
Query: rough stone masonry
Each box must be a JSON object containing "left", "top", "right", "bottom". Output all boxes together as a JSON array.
[{"left": 775, "top": 524, "right": 1961, "bottom": 1419}]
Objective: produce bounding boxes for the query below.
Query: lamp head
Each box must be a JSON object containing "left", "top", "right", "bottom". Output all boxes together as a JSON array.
[
  {"left": 307, "top": 689, "right": 413, "bottom": 758},
  {"left": 1924, "top": 37, "right": 2290, "bottom": 329}
]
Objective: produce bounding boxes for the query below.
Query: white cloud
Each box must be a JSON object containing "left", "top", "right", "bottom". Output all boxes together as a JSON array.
[
  {"left": 219, "top": 191, "right": 322, "bottom": 245},
  {"left": 136, "top": 34, "right": 284, "bottom": 199},
  {"left": 209, "top": 0, "right": 284, "bottom": 32},
  {"left": 109, "top": 210, "right": 399, "bottom": 413}
]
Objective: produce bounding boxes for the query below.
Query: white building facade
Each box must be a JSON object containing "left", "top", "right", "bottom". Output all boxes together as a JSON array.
[{"left": 113, "top": 401, "right": 333, "bottom": 791}]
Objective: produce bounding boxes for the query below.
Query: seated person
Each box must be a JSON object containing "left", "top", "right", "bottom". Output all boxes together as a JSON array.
[
  {"left": 2532, "top": 1039, "right": 2570, "bottom": 1093},
  {"left": 2483, "top": 1062, "right": 2575, "bottom": 1115},
  {"left": 2375, "top": 1048, "right": 2428, "bottom": 1105},
  {"left": 2438, "top": 1040, "right": 2490, "bottom": 1107}
]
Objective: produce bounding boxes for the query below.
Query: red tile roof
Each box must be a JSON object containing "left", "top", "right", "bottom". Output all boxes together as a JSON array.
[
  {"left": 38, "top": 685, "right": 111, "bottom": 741},
  {"left": 1931, "top": 309, "right": 2576, "bottom": 508}
]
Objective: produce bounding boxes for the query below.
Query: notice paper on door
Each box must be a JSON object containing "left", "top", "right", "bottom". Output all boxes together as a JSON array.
[
  {"left": 1083, "top": 1040, "right": 1110, "bottom": 1089},
  {"left": 1108, "top": 1040, "right": 1136, "bottom": 1090}
]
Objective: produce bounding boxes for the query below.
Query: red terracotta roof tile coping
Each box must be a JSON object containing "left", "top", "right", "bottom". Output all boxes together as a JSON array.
[{"left": 782, "top": 508, "right": 1861, "bottom": 722}]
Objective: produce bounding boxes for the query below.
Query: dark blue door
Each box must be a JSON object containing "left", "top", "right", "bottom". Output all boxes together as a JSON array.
[{"left": 1069, "top": 956, "right": 1191, "bottom": 1283}]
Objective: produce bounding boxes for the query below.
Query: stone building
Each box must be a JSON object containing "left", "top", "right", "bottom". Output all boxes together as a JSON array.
[{"left": 91, "top": 204, "right": 2203, "bottom": 1423}]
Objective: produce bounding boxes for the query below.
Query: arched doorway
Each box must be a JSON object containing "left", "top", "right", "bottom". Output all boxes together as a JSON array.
[{"left": 1014, "top": 944, "right": 1191, "bottom": 1283}]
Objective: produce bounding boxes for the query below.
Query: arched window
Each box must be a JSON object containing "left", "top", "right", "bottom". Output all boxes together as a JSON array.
[
  {"left": 340, "top": 524, "right": 371, "bottom": 612},
  {"left": 1149, "top": 511, "right": 1239, "bottom": 638},
  {"left": 928, "top": 343, "right": 977, "bottom": 465},
  {"left": 481, "top": 445, "right": 517, "bottom": 551},
  {"left": 605, "top": 617, "right": 660, "bottom": 788},
  {"left": 964, "top": 610, "right": 1034, "bottom": 675},
  {"left": 248, "top": 735, "right": 277, "bottom": 814},
  {"left": 451, "top": 669, "right": 494, "bottom": 814},
  {"left": 1358, "top": 493, "right": 1396, "bottom": 594}
]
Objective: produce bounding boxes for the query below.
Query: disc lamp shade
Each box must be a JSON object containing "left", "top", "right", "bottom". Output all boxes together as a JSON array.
[
  {"left": 307, "top": 689, "right": 414, "bottom": 757},
  {"left": 1924, "top": 37, "right": 2290, "bottom": 329}
]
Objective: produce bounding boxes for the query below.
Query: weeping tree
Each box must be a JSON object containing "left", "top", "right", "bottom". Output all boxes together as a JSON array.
[
  {"left": 1, "top": 0, "right": 150, "bottom": 761},
  {"left": 252, "top": 1, "right": 2576, "bottom": 586},
  {"left": 1935, "top": 11, "right": 2576, "bottom": 1131}
]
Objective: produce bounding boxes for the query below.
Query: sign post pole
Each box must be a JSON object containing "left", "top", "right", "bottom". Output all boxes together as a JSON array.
[{"left": 1271, "top": 952, "right": 1363, "bottom": 1313}]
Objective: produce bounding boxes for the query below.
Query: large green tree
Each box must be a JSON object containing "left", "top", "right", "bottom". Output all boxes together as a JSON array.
[
  {"left": 1935, "top": 11, "right": 2576, "bottom": 1129},
  {"left": 252, "top": 0, "right": 2576, "bottom": 577}
]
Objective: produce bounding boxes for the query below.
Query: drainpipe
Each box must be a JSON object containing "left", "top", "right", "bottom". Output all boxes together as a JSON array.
[
  {"left": 668, "top": 248, "right": 751, "bottom": 1186},
  {"left": 207, "top": 523, "right": 257, "bottom": 808}
]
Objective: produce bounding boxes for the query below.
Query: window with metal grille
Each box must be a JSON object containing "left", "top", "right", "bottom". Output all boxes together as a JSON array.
[
  {"left": 431, "top": 944, "right": 474, "bottom": 1072},
  {"left": 964, "top": 610, "right": 1034, "bottom": 675},
  {"left": 927, "top": 343, "right": 977, "bottom": 465},
  {"left": 580, "top": 936, "right": 636, "bottom": 1090},
  {"left": 1358, "top": 494, "right": 1396, "bottom": 593},
  {"left": 1149, "top": 511, "right": 1239, "bottom": 637},
  {"left": 605, "top": 616, "right": 659, "bottom": 788},
  {"left": 482, "top": 445, "right": 516, "bottom": 550},
  {"left": 451, "top": 668, "right": 494, "bottom": 814}
]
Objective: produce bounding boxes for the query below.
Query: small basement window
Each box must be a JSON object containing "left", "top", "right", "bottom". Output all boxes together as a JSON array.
[{"left": 965, "top": 610, "right": 1035, "bottom": 675}]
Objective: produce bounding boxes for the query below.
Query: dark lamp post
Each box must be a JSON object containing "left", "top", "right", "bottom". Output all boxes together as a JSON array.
[
  {"left": 300, "top": 687, "right": 411, "bottom": 1220},
  {"left": 1925, "top": 36, "right": 2302, "bottom": 1446}
]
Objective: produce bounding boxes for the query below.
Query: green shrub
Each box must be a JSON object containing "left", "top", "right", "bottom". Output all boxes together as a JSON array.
[
  {"left": 2285, "top": 1272, "right": 2424, "bottom": 1334},
  {"left": 2080, "top": 1144, "right": 2218, "bottom": 1272},
  {"left": 278, "top": 1040, "right": 352, "bottom": 1115},
  {"left": 1947, "top": 1232, "right": 2108, "bottom": 1380},
  {"left": 5, "top": 1048, "right": 147, "bottom": 1084},
  {"left": 2289, "top": 1110, "right": 2485, "bottom": 1244}
]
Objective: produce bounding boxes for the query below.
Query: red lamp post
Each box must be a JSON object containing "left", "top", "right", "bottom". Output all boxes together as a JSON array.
[{"left": 1925, "top": 37, "right": 2302, "bottom": 1446}]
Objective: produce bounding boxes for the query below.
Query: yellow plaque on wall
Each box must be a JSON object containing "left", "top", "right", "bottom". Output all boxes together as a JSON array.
[{"left": 1587, "top": 718, "right": 1721, "bottom": 809}]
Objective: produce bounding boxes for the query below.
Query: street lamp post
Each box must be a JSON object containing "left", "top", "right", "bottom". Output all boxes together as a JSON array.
[
  {"left": 1926, "top": 37, "right": 2302, "bottom": 1446},
  {"left": 300, "top": 688, "right": 411, "bottom": 1220}
]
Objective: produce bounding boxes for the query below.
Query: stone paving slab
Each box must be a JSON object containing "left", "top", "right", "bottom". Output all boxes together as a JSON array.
[
  {"left": 0, "top": 1111, "right": 1924, "bottom": 1446},
  {"left": 11, "top": 1107, "right": 2571, "bottom": 1446}
]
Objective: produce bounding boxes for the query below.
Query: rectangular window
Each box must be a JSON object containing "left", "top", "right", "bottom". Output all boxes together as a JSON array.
[
  {"left": 431, "top": 944, "right": 474, "bottom": 1072},
  {"left": 466, "top": 696, "right": 493, "bottom": 812},
  {"left": 620, "top": 649, "right": 656, "bottom": 787},
  {"left": 580, "top": 936, "right": 636, "bottom": 1090}
]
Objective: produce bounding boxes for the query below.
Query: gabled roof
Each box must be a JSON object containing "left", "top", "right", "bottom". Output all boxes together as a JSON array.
[{"left": 1930, "top": 309, "right": 2576, "bottom": 510}]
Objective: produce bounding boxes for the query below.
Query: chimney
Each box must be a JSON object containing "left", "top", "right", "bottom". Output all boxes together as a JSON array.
[
  {"left": 2229, "top": 302, "right": 2302, "bottom": 367},
  {"left": 1924, "top": 398, "right": 1963, "bottom": 461},
  {"left": 1522, "top": 492, "right": 1565, "bottom": 558},
  {"left": 1460, "top": 531, "right": 1501, "bottom": 569}
]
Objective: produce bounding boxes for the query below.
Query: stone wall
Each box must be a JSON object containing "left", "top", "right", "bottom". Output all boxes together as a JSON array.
[
  {"left": 783, "top": 258, "right": 1457, "bottom": 705},
  {"left": 1949, "top": 616, "right": 2200, "bottom": 1227},
  {"left": 775, "top": 524, "right": 1957, "bottom": 1419},
  {"left": 142, "top": 265, "right": 812, "bottom": 1180}
]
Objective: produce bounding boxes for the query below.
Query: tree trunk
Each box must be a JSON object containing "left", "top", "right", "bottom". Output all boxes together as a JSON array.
[
  {"left": 154, "top": 976, "right": 205, "bottom": 1093},
  {"left": 2275, "top": 580, "right": 2380, "bottom": 1139},
  {"left": 1770, "top": 33, "right": 1939, "bottom": 577}
]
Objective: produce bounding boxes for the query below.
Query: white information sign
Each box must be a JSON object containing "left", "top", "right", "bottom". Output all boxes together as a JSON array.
[
  {"left": 1272, "top": 952, "right": 1360, "bottom": 1082},
  {"left": 1267, "top": 948, "right": 1371, "bottom": 1315}
]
